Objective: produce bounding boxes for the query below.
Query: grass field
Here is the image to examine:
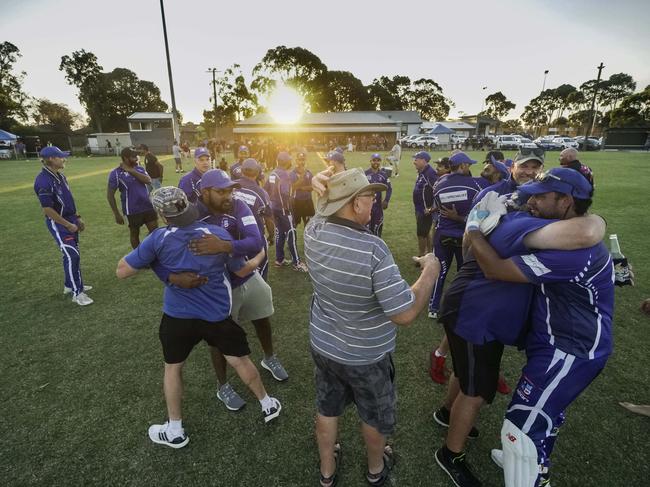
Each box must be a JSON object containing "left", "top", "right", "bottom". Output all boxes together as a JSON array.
[{"left": 1, "top": 149, "right": 649, "bottom": 486}]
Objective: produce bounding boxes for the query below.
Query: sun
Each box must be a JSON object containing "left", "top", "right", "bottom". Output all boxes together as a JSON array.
[{"left": 267, "top": 84, "right": 304, "bottom": 124}]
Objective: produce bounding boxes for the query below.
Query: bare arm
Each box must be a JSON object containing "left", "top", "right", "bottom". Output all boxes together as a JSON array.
[
  {"left": 264, "top": 215, "right": 275, "bottom": 244},
  {"left": 116, "top": 257, "right": 139, "bottom": 279},
  {"left": 467, "top": 230, "right": 529, "bottom": 283},
  {"left": 42, "top": 207, "right": 77, "bottom": 232},
  {"left": 523, "top": 214, "right": 606, "bottom": 250},
  {"left": 390, "top": 255, "right": 441, "bottom": 326},
  {"left": 106, "top": 185, "right": 125, "bottom": 225},
  {"left": 232, "top": 249, "right": 266, "bottom": 278}
]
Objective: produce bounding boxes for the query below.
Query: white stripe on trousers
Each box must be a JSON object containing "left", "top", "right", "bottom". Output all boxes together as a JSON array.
[{"left": 48, "top": 219, "right": 79, "bottom": 295}]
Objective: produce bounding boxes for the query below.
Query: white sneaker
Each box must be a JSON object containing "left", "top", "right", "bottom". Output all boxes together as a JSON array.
[
  {"left": 491, "top": 448, "right": 503, "bottom": 469},
  {"left": 64, "top": 285, "right": 92, "bottom": 295},
  {"left": 148, "top": 422, "right": 189, "bottom": 449},
  {"left": 72, "top": 292, "right": 94, "bottom": 306},
  {"left": 262, "top": 397, "right": 282, "bottom": 424}
]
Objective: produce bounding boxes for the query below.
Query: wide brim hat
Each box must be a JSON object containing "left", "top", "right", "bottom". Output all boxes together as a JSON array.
[{"left": 316, "top": 168, "right": 387, "bottom": 216}]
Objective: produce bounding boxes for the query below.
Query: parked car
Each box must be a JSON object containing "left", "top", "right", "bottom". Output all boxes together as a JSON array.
[
  {"left": 410, "top": 135, "right": 439, "bottom": 148},
  {"left": 495, "top": 135, "right": 520, "bottom": 150},
  {"left": 534, "top": 137, "right": 563, "bottom": 151},
  {"left": 552, "top": 137, "right": 579, "bottom": 149},
  {"left": 0, "top": 141, "right": 13, "bottom": 159},
  {"left": 574, "top": 136, "right": 601, "bottom": 151},
  {"left": 400, "top": 134, "right": 422, "bottom": 147}
]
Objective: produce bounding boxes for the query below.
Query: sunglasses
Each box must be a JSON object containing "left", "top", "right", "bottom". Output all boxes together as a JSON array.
[
  {"left": 518, "top": 147, "right": 545, "bottom": 158},
  {"left": 535, "top": 171, "right": 562, "bottom": 183}
]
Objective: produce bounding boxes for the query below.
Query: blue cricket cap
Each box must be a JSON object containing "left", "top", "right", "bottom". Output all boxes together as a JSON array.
[
  {"left": 194, "top": 147, "right": 210, "bottom": 159},
  {"left": 242, "top": 158, "right": 260, "bottom": 171},
  {"left": 412, "top": 151, "right": 431, "bottom": 162},
  {"left": 326, "top": 151, "right": 345, "bottom": 164},
  {"left": 238, "top": 145, "right": 249, "bottom": 153},
  {"left": 277, "top": 151, "right": 292, "bottom": 163},
  {"left": 449, "top": 152, "right": 477, "bottom": 166},
  {"left": 371, "top": 153, "right": 382, "bottom": 160},
  {"left": 518, "top": 167, "right": 593, "bottom": 200},
  {"left": 200, "top": 169, "right": 240, "bottom": 190},
  {"left": 40, "top": 146, "right": 70, "bottom": 158},
  {"left": 489, "top": 155, "right": 510, "bottom": 179}
]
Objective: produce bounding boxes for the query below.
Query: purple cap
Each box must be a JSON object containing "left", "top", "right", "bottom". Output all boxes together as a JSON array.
[
  {"left": 39, "top": 146, "right": 71, "bottom": 158},
  {"left": 200, "top": 169, "right": 240, "bottom": 190},
  {"left": 504, "top": 158, "right": 514, "bottom": 168},
  {"left": 277, "top": 151, "right": 292, "bottom": 163},
  {"left": 334, "top": 146, "right": 345, "bottom": 154},
  {"left": 242, "top": 158, "right": 260, "bottom": 171},
  {"left": 489, "top": 155, "right": 510, "bottom": 179},
  {"left": 326, "top": 151, "right": 345, "bottom": 164},
  {"left": 412, "top": 151, "right": 431, "bottom": 162},
  {"left": 194, "top": 147, "right": 210, "bottom": 159},
  {"left": 238, "top": 145, "right": 249, "bottom": 153},
  {"left": 518, "top": 167, "right": 593, "bottom": 200},
  {"left": 449, "top": 152, "right": 477, "bottom": 166},
  {"left": 371, "top": 153, "right": 382, "bottom": 160}
]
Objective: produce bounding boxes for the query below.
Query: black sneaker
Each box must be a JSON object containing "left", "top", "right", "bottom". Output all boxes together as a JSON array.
[
  {"left": 433, "top": 407, "right": 479, "bottom": 439},
  {"left": 435, "top": 447, "right": 482, "bottom": 487}
]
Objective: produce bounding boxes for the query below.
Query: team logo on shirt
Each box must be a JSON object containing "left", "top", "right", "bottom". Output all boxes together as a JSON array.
[{"left": 516, "top": 376, "right": 535, "bottom": 402}]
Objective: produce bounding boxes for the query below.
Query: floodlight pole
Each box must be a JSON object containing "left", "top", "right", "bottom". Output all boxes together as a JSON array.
[
  {"left": 159, "top": 0, "right": 180, "bottom": 145},
  {"left": 477, "top": 86, "right": 487, "bottom": 138},
  {"left": 541, "top": 70, "right": 549, "bottom": 93},
  {"left": 207, "top": 68, "right": 220, "bottom": 139},
  {"left": 583, "top": 63, "right": 605, "bottom": 143}
]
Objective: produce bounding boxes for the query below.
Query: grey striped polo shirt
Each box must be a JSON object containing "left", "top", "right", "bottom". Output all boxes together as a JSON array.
[{"left": 304, "top": 215, "right": 414, "bottom": 365}]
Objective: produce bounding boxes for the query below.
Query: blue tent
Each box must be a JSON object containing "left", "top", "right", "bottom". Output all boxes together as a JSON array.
[
  {"left": 428, "top": 124, "right": 454, "bottom": 135},
  {"left": 0, "top": 129, "right": 18, "bottom": 141}
]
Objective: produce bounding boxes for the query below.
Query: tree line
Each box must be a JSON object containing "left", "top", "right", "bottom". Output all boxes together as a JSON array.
[{"left": 1, "top": 41, "right": 648, "bottom": 137}]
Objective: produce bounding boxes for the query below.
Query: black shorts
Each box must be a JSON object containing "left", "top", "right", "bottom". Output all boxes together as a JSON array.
[
  {"left": 444, "top": 324, "right": 504, "bottom": 404},
  {"left": 312, "top": 350, "right": 396, "bottom": 436},
  {"left": 127, "top": 210, "right": 158, "bottom": 229},
  {"left": 416, "top": 213, "right": 433, "bottom": 237},
  {"left": 159, "top": 313, "right": 251, "bottom": 364},
  {"left": 292, "top": 198, "right": 315, "bottom": 219}
]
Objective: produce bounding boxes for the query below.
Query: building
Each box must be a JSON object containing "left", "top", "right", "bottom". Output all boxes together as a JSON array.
[
  {"left": 432, "top": 121, "right": 476, "bottom": 137},
  {"left": 234, "top": 111, "right": 423, "bottom": 149},
  {"left": 127, "top": 112, "right": 174, "bottom": 154},
  {"left": 86, "top": 133, "right": 132, "bottom": 155},
  {"left": 458, "top": 114, "right": 501, "bottom": 136}
]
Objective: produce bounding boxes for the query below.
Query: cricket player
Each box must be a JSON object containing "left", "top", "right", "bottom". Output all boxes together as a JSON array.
[
  {"left": 266, "top": 151, "right": 308, "bottom": 272},
  {"left": 116, "top": 187, "right": 281, "bottom": 448},
  {"left": 178, "top": 147, "right": 212, "bottom": 205},
  {"left": 412, "top": 151, "right": 438, "bottom": 257},
  {"left": 468, "top": 168, "right": 613, "bottom": 487},
  {"left": 290, "top": 152, "right": 315, "bottom": 228},
  {"left": 387, "top": 141, "right": 402, "bottom": 177},
  {"left": 364, "top": 153, "right": 392, "bottom": 237},
  {"left": 34, "top": 146, "right": 93, "bottom": 306},
  {"left": 107, "top": 147, "right": 158, "bottom": 248},
  {"left": 230, "top": 145, "right": 249, "bottom": 181}
]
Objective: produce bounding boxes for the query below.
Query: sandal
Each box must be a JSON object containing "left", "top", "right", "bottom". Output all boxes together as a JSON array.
[
  {"left": 366, "top": 445, "right": 395, "bottom": 486},
  {"left": 319, "top": 443, "right": 342, "bottom": 487}
]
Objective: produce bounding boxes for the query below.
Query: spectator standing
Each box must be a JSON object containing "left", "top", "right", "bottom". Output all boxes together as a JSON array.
[{"left": 139, "top": 144, "right": 164, "bottom": 191}]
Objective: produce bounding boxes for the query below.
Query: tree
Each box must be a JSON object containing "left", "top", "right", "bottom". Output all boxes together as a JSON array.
[
  {"left": 0, "top": 42, "right": 30, "bottom": 128},
  {"left": 553, "top": 84, "right": 578, "bottom": 119},
  {"left": 310, "top": 71, "right": 372, "bottom": 112},
  {"left": 568, "top": 109, "right": 602, "bottom": 132},
  {"left": 483, "top": 91, "right": 516, "bottom": 119},
  {"left": 599, "top": 73, "right": 637, "bottom": 112},
  {"left": 404, "top": 78, "right": 452, "bottom": 121},
  {"left": 59, "top": 49, "right": 104, "bottom": 131},
  {"left": 521, "top": 100, "right": 548, "bottom": 133},
  {"left": 367, "top": 75, "right": 411, "bottom": 110},
  {"left": 550, "top": 116, "right": 569, "bottom": 133},
  {"left": 215, "top": 64, "right": 258, "bottom": 122},
  {"left": 609, "top": 85, "right": 650, "bottom": 127},
  {"left": 251, "top": 46, "right": 327, "bottom": 109},
  {"left": 33, "top": 99, "right": 82, "bottom": 132},
  {"left": 501, "top": 119, "right": 524, "bottom": 134}
]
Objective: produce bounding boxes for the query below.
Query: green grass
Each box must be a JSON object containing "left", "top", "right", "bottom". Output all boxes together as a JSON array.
[{"left": 1, "top": 149, "right": 649, "bottom": 486}]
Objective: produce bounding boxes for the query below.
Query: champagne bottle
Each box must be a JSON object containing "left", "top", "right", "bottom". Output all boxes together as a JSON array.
[{"left": 609, "top": 234, "right": 633, "bottom": 286}]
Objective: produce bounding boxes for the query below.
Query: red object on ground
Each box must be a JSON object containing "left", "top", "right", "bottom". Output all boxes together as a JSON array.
[
  {"left": 429, "top": 352, "right": 448, "bottom": 384},
  {"left": 497, "top": 375, "right": 512, "bottom": 395}
]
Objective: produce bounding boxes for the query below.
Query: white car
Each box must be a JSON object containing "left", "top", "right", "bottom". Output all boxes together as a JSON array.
[
  {"left": 552, "top": 137, "right": 578, "bottom": 149},
  {"left": 495, "top": 135, "right": 520, "bottom": 150},
  {"left": 400, "top": 134, "right": 422, "bottom": 146},
  {"left": 410, "top": 135, "right": 439, "bottom": 148}
]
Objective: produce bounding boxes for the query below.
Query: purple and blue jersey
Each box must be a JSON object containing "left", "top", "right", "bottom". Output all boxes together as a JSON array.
[
  {"left": 512, "top": 243, "right": 614, "bottom": 359},
  {"left": 125, "top": 222, "right": 245, "bottom": 322},
  {"left": 365, "top": 168, "right": 392, "bottom": 207},
  {"left": 230, "top": 161, "right": 243, "bottom": 180},
  {"left": 433, "top": 173, "right": 487, "bottom": 238},
  {"left": 34, "top": 167, "right": 77, "bottom": 218},
  {"left": 178, "top": 168, "right": 203, "bottom": 204},
  {"left": 412, "top": 164, "right": 437, "bottom": 215},
  {"left": 108, "top": 166, "right": 153, "bottom": 215},
  {"left": 290, "top": 169, "right": 314, "bottom": 200},
  {"left": 234, "top": 178, "right": 272, "bottom": 238},
  {"left": 265, "top": 167, "right": 293, "bottom": 214},
  {"left": 473, "top": 177, "right": 518, "bottom": 205}
]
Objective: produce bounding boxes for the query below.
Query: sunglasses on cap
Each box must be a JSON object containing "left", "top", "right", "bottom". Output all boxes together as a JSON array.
[
  {"left": 519, "top": 146, "right": 545, "bottom": 158},
  {"left": 534, "top": 170, "right": 562, "bottom": 183}
]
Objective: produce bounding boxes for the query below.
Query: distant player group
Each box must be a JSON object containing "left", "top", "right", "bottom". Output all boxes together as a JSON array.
[{"left": 33, "top": 141, "right": 614, "bottom": 487}]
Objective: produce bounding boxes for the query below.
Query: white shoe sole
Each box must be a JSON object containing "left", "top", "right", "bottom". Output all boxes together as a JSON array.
[
  {"left": 491, "top": 449, "right": 503, "bottom": 469},
  {"left": 261, "top": 360, "right": 289, "bottom": 382},
  {"left": 148, "top": 428, "right": 189, "bottom": 449},
  {"left": 264, "top": 401, "right": 282, "bottom": 423}
]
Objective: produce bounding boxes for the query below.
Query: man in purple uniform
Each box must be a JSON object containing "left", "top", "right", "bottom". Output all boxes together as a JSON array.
[
  {"left": 266, "top": 151, "right": 308, "bottom": 272},
  {"left": 107, "top": 147, "right": 158, "bottom": 248},
  {"left": 428, "top": 152, "right": 488, "bottom": 318},
  {"left": 34, "top": 146, "right": 93, "bottom": 306},
  {"left": 116, "top": 187, "right": 281, "bottom": 449},
  {"left": 290, "top": 152, "right": 315, "bottom": 228},
  {"left": 235, "top": 158, "right": 275, "bottom": 280},
  {"left": 178, "top": 147, "right": 212, "bottom": 205},
  {"left": 189, "top": 170, "right": 289, "bottom": 410},
  {"left": 229, "top": 145, "right": 249, "bottom": 181},
  {"left": 412, "top": 151, "right": 438, "bottom": 257},
  {"left": 461, "top": 168, "right": 613, "bottom": 487},
  {"left": 364, "top": 153, "right": 392, "bottom": 237}
]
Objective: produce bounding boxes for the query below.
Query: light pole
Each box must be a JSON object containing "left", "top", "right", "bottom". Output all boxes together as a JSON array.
[
  {"left": 584, "top": 63, "right": 605, "bottom": 144},
  {"left": 207, "top": 68, "right": 220, "bottom": 139},
  {"left": 541, "top": 69, "right": 549, "bottom": 93},
  {"left": 159, "top": 0, "right": 180, "bottom": 145},
  {"left": 477, "top": 86, "right": 487, "bottom": 137}
]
